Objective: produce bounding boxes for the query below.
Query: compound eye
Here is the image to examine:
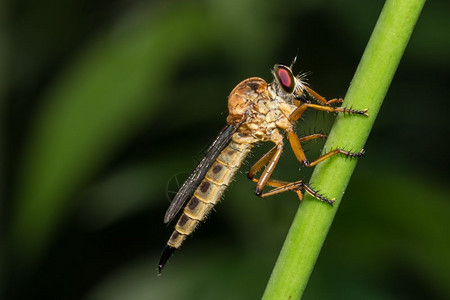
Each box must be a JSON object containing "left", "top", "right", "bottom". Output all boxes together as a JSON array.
[{"left": 274, "top": 64, "right": 295, "bottom": 93}]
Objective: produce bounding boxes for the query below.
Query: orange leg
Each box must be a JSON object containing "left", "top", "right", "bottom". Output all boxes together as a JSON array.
[
  {"left": 298, "top": 133, "right": 328, "bottom": 143},
  {"left": 247, "top": 133, "right": 332, "bottom": 203},
  {"left": 248, "top": 176, "right": 304, "bottom": 200},
  {"left": 290, "top": 102, "right": 368, "bottom": 122},
  {"left": 305, "top": 86, "right": 343, "bottom": 105},
  {"left": 290, "top": 86, "right": 368, "bottom": 122},
  {"left": 247, "top": 145, "right": 277, "bottom": 180},
  {"left": 247, "top": 142, "right": 284, "bottom": 196},
  {"left": 288, "top": 130, "right": 364, "bottom": 167},
  {"left": 247, "top": 133, "right": 327, "bottom": 181},
  {"left": 248, "top": 176, "right": 334, "bottom": 205}
]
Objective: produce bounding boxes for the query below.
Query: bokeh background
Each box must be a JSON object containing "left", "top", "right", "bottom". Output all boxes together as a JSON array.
[{"left": 2, "top": 0, "right": 449, "bottom": 299}]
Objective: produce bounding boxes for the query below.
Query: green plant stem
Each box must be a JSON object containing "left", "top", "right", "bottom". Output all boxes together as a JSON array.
[{"left": 262, "top": 0, "right": 426, "bottom": 299}]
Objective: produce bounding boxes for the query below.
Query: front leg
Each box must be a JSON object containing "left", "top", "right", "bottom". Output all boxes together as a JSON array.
[
  {"left": 290, "top": 86, "right": 368, "bottom": 122},
  {"left": 304, "top": 86, "right": 344, "bottom": 106}
]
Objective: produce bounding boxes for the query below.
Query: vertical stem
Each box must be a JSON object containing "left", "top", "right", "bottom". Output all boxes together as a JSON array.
[{"left": 262, "top": 0, "right": 426, "bottom": 299}]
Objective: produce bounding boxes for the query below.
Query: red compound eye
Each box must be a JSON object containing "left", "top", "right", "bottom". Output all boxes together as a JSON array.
[
  {"left": 274, "top": 64, "right": 295, "bottom": 93},
  {"left": 278, "top": 68, "right": 291, "bottom": 88}
]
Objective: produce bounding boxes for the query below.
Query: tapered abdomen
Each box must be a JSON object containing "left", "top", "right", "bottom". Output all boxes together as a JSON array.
[
  {"left": 159, "top": 140, "right": 252, "bottom": 272},
  {"left": 169, "top": 140, "right": 252, "bottom": 247}
]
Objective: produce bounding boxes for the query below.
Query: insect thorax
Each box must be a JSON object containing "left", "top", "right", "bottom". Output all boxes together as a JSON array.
[{"left": 227, "top": 79, "right": 299, "bottom": 144}]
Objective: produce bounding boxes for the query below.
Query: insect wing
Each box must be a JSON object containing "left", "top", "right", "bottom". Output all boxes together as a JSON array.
[{"left": 164, "top": 123, "right": 238, "bottom": 223}]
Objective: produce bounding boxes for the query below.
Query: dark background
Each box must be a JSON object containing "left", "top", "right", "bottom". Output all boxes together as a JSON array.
[{"left": 2, "top": 0, "right": 449, "bottom": 299}]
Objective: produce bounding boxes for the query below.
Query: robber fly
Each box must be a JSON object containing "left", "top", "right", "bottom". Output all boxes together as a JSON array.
[{"left": 158, "top": 60, "right": 368, "bottom": 274}]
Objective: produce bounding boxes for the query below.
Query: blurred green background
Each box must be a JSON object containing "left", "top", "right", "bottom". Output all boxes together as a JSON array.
[{"left": 2, "top": 0, "right": 449, "bottom": 299}]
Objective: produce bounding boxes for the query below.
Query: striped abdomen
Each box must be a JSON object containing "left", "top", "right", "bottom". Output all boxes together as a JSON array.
[{"left": 158, "top": 139, "right": 252, "bottom": 272}]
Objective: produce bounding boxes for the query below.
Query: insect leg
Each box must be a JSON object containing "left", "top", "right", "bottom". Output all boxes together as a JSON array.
[
  {"left": 305, "top": 103, "right": 368, "bottom": 116},
  {"left": 290, "top": 88, "right": 368, "bottom": 122},
  {"left": 298, "top": 133, "right": 328, "bottom": 143},
  {"left": 247, "top": 143, "right": 284, "bottom": 196},
  {"left": 304, "top": 86, "right": 343, "bottom": 105},
  {"left": 289, "top": 103, "right": 308, "bottom": 122},
  {"left": 248, "top": 177, "right": 334, "bottom": 204},
  {"left": 288, "top": 130, "right": 364, "bottom": 167},
  {"left": 248, "top": 133, "right": 335, "bottom": 204},
  {"left": 290, "top": 102, "right": 368, "bottom": 122},
  {"left": 304, "top": 148, "right": 365, "bottom": 167},
  {"left": 247, "top": 145, "right": 278, "bottom": 179},
  {"left": 288, "top": 130, "right": 308, "bottom": 165}
]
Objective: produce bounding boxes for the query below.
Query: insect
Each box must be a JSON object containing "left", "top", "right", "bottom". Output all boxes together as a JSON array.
[{"left": 158, "top": 60, "right": 368, "bottom": 274}]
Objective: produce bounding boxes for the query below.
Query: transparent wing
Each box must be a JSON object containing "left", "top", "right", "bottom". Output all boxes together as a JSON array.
[{"left": 164, "top": 123, "right": 238, "bottom": 224}]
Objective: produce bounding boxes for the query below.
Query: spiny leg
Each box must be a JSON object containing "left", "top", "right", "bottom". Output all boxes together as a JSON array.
[
  {"left": 291, "top": 86, "right": 368, "bottom": 122},
  {"left": 290, "top": 102, "right": 368, "bottom": 122},
  {"left": 288, "top": 130, "right": 364, "bottom": 167},
  {"left": 247, "top": 145, "right": 278, "bottom": 180},
  {"left": 304, "top": 86, "right": 343, "bottom": 105},
  {"left": 247, "top": 131, "right": 361, "bottom": 204},
  {"left": 306, "top": 148, "right": 365, "bottom": 167},
  {"left": 306, "top": 103, "right": 368, "bottom": 115},
  {"left": 298, "top": 133, "right": 328, "bottom": 143},
  {"left": 247, "top": 133, "right": 325, "bottom": 189},
  {"left": 247, "top": 133, "right": 327, "bottom": 179},
  {"left": 248, "top": 176, "right": 334, "bottom": 205},
  {"left": 248, "top": 176, "right": 304, "bottom": 200},
  {"left": 247, "top": 139, "right": 287, "bottom": 196},
  {"left": 252, "top": 144, "right": 284, "bottom": 196},
  {"left": 247, "top": 133, "right": 333, "bottom": 203}
]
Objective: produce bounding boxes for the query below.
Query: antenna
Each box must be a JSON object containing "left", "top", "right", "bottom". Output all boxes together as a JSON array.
[{"left": 290, "top": 50, "right": 299, "bottom": 69}]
